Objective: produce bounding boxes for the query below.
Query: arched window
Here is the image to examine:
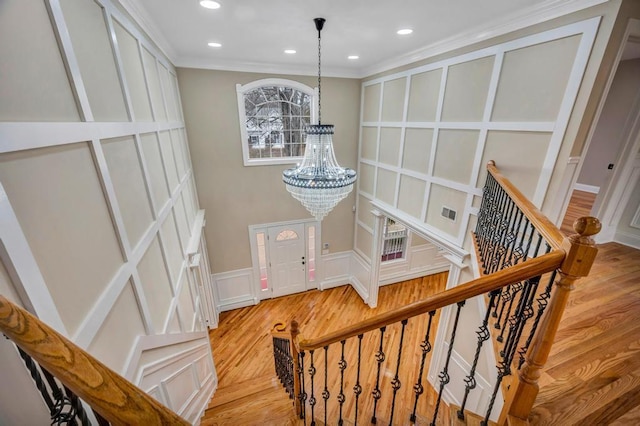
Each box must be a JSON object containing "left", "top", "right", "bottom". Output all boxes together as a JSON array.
[{"left": 236, "top": 79, "right": 316, "bottom": 166}]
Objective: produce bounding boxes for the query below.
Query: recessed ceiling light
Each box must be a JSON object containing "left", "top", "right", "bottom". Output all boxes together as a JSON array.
[
  {"left": 208, "top": 42, "right": 222, "bottom": 47},
  {"left": 284, "top": 49, "right": 296, "bottom": 54},
  {"left": 397, "top": 28, "right": 413, "bottom": 35},
  {"left": 348, "top": 55, "right": 359, "bottom": 60},
  {"left": 200, "top": 1, "right": 221, "bottom": 9}
]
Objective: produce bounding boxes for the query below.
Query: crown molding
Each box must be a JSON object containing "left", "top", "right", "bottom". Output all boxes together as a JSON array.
[
  {"left": 174, "top": 56, "right": 362, "bottom": 79},
  {"left": 116, "top": 0, "right": 178, "bottom": 64},
  {"left": 360, "top": 0, "right": 608, "bottom": 78}
]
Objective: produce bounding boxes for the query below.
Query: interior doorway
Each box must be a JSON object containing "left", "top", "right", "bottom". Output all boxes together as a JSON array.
[
  {"left": 249, "top": 219, "right": 320, "bottom": 300},
  {"left": 569, "top": 22, "right": 640, "bottom": 246}
]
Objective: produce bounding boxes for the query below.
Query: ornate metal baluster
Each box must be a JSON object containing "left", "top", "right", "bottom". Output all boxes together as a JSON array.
[
  {"left": 353, "top": 334, "right": 363, "bottom": 426},
  {"left": 410, "top": 311, "right": 435, "bottom": 423},
  {"left": 458, "top": 290, "right": 500, "bottom": 419},
  {"left": 497, "top": 282, "right": 522, "bottom": 343},
  {"left": 518, "top": 270, "right": 557, "bottom": 369},
  {"left": 499, "top": 209, "right": 525, "bottom": 271},
  {"left": 299, "top": 351, "right": 307, "bottom": 422},
  {"left": 502, "top": 276, "right": 540, "bottom": 362},
  {"left": 323, "top": 346, "right": 329, "bottom": 426},
  {"left": 14, "top": 345, "right": 56, "bottom": 413},
  {"left": 338, "top": 340, "right": 347, "bottom": 425},
  {"left": 489, "top": 198, "right": 517, "bottom": 274},
  {"left": 309, "top": 350, "right": 317, "bottom": 426},
  {"left": 389, "top": 319, "right": 408, "bottom": 425},
  {"left": 371, "top": 326, "right": 386, "bottom": 424},
  {"left": 63, "top": 384, "right": 91, "bottom": 426},
  {"left": 431, "top": 301, "right": 465, "bottom": 426}
]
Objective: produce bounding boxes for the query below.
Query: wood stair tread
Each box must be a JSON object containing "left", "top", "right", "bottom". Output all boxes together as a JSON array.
[
  {"left": 207, "top": 374, "right": 286, "bottom": 410},
  {"left": 449, "top": 404, "right": 497, "bottom": 426}
]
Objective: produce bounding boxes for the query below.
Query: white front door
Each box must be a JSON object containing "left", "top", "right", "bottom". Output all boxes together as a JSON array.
[{"left": 268, "top": 223, "right": 307, "bottom": 297}]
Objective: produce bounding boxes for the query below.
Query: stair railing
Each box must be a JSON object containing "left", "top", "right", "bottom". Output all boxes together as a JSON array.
[
  {"left": 272, "top": 160, "right": 600, "bottom": 425},
  {"left": 0, "top": 295, "right": 189, "bottom": 425}
]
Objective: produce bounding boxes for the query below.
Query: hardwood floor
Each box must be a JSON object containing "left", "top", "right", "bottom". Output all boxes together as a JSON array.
[
  {"left": 560, "top": 190, "right": 597, "bottom": 235},
  {"left": 203, "top": 274, "right": 450, "bottom": 425},
  {"left": 530, "top": 242, "right": 640, "bottom": 425}
]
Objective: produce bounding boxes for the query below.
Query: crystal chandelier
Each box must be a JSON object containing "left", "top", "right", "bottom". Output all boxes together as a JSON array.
[{"left": 283, "top": 18, "right": 357, "bottom": 221}]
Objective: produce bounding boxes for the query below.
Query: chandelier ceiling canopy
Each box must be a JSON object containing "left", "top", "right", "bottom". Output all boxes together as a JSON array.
[{"left": 282, "top": 18, "right": 357, "bottom": 221}]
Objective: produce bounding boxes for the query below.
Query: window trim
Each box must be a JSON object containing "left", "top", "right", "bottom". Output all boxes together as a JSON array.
[{"left": 236, "top": 78, "right": 317, "bottom": 166}]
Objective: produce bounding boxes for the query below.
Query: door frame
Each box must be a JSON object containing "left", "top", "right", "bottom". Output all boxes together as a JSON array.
[{"left": 248, "top": 218, "right": 321, "bottom": 301}]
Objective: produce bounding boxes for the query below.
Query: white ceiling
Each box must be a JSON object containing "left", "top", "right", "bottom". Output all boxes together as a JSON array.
[{"left": 119, "top": 0, "right": 607, "bottom": 78}]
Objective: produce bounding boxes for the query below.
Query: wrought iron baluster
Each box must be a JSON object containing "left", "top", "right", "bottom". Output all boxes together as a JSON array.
[
  {"left": 389, "top": 319, "right": 408, "bottom": 425},
  {"left": 502, "top": 276, "right": 540, "bottom": 362},
  {"left": 299, "top": 351, "right": 307, "bottom": 422},
  {"left": 458, "top": 290, "right": 500, "bottom": 419},
  {"left": 479, "top": 175, "right": 500, "bottom": 269},
  {"left": 498, "top": 282, "right": 523, "bottom": 343},
  {"left": 323, "top": 346, "right": 329, "bottom": 426},
  {"left": 63, "top": 384, "right": 91, "bottom": 426},
  {"left": 309, "top": 350, "right": 317, "bottom": 426},
  {"left": 411, "top": 311, "right": 435, "bottom": 423},
  {"left": 353, "top": 334, "right": 363, "bottom": 426},
  {"left": 518, "top": 270, "right": 557, "bottom": 369},
  {"left": 489, "top": 198, "right": 517, "bottom": 274},
  {"left": 371, "top": 326, "right": 386, "bottom": 424},
  {"left": 431, "top": 301, "right": 465, "bottom": 426},
  {"left": 15, "top": 345, "right": 56, "bottom": 413},
  {"left": 338, "top": 340, "right": 347, "bottom": 425},
  {"left": 499, "top": 209, "right": 525, "bottom": 270}
]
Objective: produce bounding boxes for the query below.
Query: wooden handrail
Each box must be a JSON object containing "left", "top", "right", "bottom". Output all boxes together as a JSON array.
[
  {"left": 0, "top": 295, "right": 188, "bottom": 425},
  {"left": 299, "top": 250, "right": 564, "bottom": 351},
  {"left": 487, "top": 161, "right": 564, "bottom": 250}
]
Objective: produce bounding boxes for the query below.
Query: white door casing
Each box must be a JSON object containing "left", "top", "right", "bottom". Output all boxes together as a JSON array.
[{"left": 268, "top": 224, "right": 307, "bottom": 297}]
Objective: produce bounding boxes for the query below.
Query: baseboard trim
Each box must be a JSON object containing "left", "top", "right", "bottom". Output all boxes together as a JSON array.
[
  {"left": 379, "top": 265, "right": 450, "bottom": 286},
  {"left": 614, "top": 230, "right": 640, "bottom": 250},
  {"left": 218, "top": 296, "right": 258, "bottom": 312},
  {"left": 574, "top": 183, "right": 600, "bottom": 194}
]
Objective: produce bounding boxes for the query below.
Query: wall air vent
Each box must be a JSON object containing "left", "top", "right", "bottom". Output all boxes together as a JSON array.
[{"left": 441, "top": 206, "right": 457, "bottom": 221}]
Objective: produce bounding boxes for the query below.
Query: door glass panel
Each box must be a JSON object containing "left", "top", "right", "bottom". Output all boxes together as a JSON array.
[
  {"left": 256, "top": 232, "right": 268, "bottom": 291},
  {"left": 308, "top": 226, "right": 315, "bottom": 282},
  {"left": 276, "top": 230, "right": 299, "bottom": 241}
]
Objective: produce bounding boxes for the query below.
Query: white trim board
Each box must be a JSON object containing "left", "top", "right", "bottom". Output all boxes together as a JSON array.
[{"left": 573, "top": 183, "right": 600, "bottom": 194}]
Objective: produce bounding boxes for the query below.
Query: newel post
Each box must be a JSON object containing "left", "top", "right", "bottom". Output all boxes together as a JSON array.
[
  {"left": 500, "top": 216, "right": 600, "bottom": 423},
  {"left": 290, "top": 320, "right": 302, "bottom": 417}
]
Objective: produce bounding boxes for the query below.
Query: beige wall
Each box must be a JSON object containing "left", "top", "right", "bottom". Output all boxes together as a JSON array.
[{"left": 177, "top": 68, "right": 360, "bottom": 273}]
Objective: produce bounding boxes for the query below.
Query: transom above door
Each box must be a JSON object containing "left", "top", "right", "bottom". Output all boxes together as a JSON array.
[{"left": 249, "top": 220, "right": 319, "bottom": 300}]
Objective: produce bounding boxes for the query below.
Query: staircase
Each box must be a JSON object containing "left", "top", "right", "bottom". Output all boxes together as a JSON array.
[{"left": 202, "top": 375, "right": 297, "bottom": 425}]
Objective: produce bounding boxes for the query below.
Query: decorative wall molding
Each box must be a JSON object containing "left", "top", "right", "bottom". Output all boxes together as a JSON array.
[
  {"left": 550, "top": 156, "right": 581, "bottom": 224},
  {"left": 212, "top": 268, "right": 257, "bottom": 312},
  {"left": 320, "top": 252, "right": 351, "bottom": 290}
]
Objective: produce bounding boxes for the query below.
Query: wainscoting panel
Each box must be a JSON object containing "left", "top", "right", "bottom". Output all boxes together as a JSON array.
[
  {"left": 350, "top": 251, "right": 371, "bottom": 303},
  {"left": 320, "top": 251, "right": 351, "bottom": 289},
  {"left": 212, "top": 268, "right": 256, "bottom": 312},
  {"left": 135, "top": 339, "right": 216, "bottom": 424}
]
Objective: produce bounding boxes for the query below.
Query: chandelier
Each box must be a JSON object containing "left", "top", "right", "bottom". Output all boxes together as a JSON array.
[{"left": 283, "top": 18, "right": 357, "bottom": 221}]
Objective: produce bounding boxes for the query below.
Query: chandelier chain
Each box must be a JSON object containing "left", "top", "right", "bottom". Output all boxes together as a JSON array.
[{"left": 317, "top": 26, "right": 322, "bottom": 125}]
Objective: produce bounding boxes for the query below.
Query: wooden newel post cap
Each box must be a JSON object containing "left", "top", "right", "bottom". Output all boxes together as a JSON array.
[
  {"left": 561, "top": 216, "right": 601, "bottom": 277},
  {"left": 573, "top": 216, "right": 601, "bottom": 238}
]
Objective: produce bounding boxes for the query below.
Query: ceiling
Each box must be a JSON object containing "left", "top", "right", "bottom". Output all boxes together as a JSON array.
[{"left": 119, "top": 0, "right": 607, "bottom": 78}]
